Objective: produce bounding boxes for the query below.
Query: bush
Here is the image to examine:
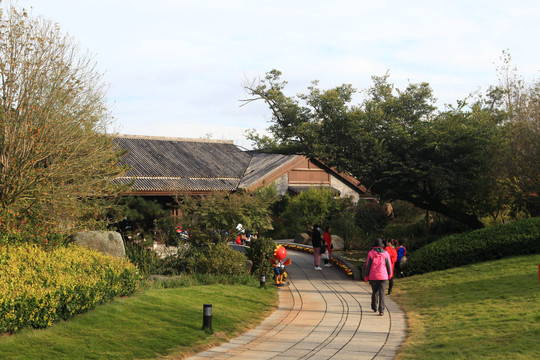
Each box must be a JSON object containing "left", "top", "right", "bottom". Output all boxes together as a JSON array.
[
  {"left": 0, "top": 217, "right": 72, "bottom": 248},
  {"left": 329, "top": 216, "right": 372, "bottom": 250},
  {"left": 355, "top": 202, "right": 391, "bottom": 233},
  {"left": 405, "top": 217, "right": 540, "bottom": 276},
  {"left": 390, "top": 200, "right": 425, "bottom": 223},
  {"left": 123, "top": 238, "right": 164, "bottom": 276},
  {"left": 382, "top": 216, "right": 470, "bottom": 252},
  {"left": 246, "top": 237, "right": 276, "bottom": 279},
  {"left": 183, "top": 242, "right": 248, "bottom": 276},
  {"left": 0, "top": 243, "right": 141, "bottom": 334}
]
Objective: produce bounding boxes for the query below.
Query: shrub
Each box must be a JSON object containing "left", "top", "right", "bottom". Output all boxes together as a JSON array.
[
  {"left": 405, "top": 217, "right": 540, "bottom": 276},
  {"left": 0, "top": 244, "right": 141, "bottom": 334},
  {"left": 183, "top": 242, "right": 248, "bottom": 276},
  {"left": 390, "top": 200, "right": 425, "bottom": 223},
  {"left": 0, "top": 217, "right": 72, "bottom": 248},
  {"left": 123, "top": 238, "right": 164, "bottom": 276},
  {"left": 245, "top": 237, "right": 276, "bottom": 279},
  {"left": 355, "top": 202, "right": 391, "bottom": 233},
  {"left": 329, "top": 216, "right": 371, "bottom": 250}
]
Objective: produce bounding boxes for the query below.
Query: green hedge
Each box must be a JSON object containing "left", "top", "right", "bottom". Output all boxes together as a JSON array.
[
  {"left": 405, "top": 217, "right": 540, "bottom": 275},
  {"left": 0, "top": 244, "right": 141, "bottom": 334}
]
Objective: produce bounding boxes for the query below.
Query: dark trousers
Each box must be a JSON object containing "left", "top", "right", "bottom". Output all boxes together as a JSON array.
[
  {"left": 387, "top": 277, "right": 394, "bottom": 294},
  {"left": 370, "top": 280, "right": 388, "bottom": 313},
  {"left": 395, "top": 261, "right": 403, "bottom": 277}
]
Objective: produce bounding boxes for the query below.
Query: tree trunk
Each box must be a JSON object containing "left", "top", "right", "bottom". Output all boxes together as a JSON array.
[{"left": 409, "top": 199, "right": 485, "bottom": 230}]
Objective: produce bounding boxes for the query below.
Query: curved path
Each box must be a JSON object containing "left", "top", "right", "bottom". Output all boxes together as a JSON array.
[{"left": 188, "top": 249, "right": 406, "bottom": 360}]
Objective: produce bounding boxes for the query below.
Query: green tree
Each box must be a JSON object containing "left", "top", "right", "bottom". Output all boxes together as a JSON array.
[
  {"left": 244, "top": 70, "right": 506, "bottom": 229},
  {"left": 281, "top": 186, "right": 342, "bottom": 234},
  {"left": 494, "top": 51, "right": 540, "bottom": 217},
  {"left": 111, "top": 197, "right": 177, "bottom": 246},
  {"left": 0, "top": 6, "right": 127, "bottom": 237},
  {"left": 176, "top": 187, "right": 276, "bottom": 245}
]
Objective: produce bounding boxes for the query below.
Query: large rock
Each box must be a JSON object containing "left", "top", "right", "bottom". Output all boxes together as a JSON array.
[
  {"left": 294, "top": 233, "right": 311, "bottom": 245},
  {"left": 73, "top": 231, "right": 126, "bottom": 259},
  {"left": 331, "top": 235, "right": 345, "bottom": 251}
]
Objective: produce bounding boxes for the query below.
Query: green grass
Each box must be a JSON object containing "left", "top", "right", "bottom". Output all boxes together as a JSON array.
[
  {"left": 0, "top": 283, "right": 278, "bottom": 359},
  {"left": 392, "top": 254, "right": 540, "bottom": 360}
]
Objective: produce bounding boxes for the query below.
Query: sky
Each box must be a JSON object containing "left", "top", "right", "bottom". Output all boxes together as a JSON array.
[{"left": 10, "top": 0, "right": 540, "bottom": 149}]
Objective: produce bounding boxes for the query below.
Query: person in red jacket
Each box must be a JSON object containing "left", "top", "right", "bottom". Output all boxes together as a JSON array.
[
  {"left": 364, "top": 238, "right": 393, "bottom": 316},
  {"left": 384, "top": 239, "right": 398, "bottom": 295},
  {"left": 322, "top": 226, "right": 332, "bottom": 267}
]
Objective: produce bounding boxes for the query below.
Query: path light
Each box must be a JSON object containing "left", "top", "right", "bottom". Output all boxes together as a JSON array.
[
  {"left": 202, "top": 304, "right": 212, "bottom": 331},
  {"left": 259, "top": 274, "right": 266, "bottom": 287}
]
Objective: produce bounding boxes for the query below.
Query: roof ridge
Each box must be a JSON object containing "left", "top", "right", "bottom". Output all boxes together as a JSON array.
[{"left": 112, "top": 133, "right": 234, "bottom": 144}]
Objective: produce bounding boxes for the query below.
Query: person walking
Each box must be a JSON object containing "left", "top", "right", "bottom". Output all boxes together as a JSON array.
[
  {"left": 395, "top": 239, "right": 407, "bottom": 278},
  {"left": 311, "top": 224, "right": 323, "bottom": 270},
  {"left": 384, "top": 239, "right": 398, "bottom": 295},
  {"left": 323, "top": 226, "right": 332, "bottom": 267},
  {"left": 364, "top": 238, "right": 393, "bottom": 316}
]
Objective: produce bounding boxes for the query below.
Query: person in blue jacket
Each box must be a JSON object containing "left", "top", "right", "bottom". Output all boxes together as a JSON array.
[{"left": 394, "top": 239, "right": 407, "bottom": 278}]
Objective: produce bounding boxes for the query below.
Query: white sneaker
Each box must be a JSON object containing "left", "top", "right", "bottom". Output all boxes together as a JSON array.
[
  {"left": 314, "top": 266, "right": 322, "bottom": 270},
  {"left": 324, "top": 263, "right": 332, "bottom": 267}
]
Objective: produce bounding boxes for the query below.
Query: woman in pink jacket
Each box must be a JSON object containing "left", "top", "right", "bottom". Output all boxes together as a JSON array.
[{"left": 364, "top": 238, "right": 393, "bottom": 316}]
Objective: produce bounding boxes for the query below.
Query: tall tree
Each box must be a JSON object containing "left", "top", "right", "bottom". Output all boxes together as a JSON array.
[
  {"left": 495, "top": 51, "right": 540, "bottom": 216},
  {"left": 0, "top": 6, "right": 127, "bottom": 235},
  {"left": 244, "top": 70, "right": 506, "bottom": 229}
]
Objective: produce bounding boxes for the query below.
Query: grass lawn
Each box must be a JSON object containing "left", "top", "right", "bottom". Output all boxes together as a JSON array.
[
  {"left": 0, "top": 284, "right": 278, "bottom": 360},
  {"left": 391, "top": 254, "right": 540, "bottom": 360},
  {"left": 338, "top": 249, "right": 368, "bottom": 267}
]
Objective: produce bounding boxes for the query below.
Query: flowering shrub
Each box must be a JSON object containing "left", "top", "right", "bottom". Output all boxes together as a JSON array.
[{"left": 0, "top": 244, "right": 141, "bottom": 334}]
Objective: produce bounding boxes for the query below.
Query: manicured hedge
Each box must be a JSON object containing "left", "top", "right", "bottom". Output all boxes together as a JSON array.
[
  {"left": 0, "top": 244, "right": 141, "bottom": 334},
  {"left": 405, "top": 217, "right": 540, "bottom": 275}
]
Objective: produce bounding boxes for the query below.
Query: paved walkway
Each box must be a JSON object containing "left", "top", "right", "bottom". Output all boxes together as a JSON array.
[{"left": 187, "top": 250, "right": 407, "bottom": 360}]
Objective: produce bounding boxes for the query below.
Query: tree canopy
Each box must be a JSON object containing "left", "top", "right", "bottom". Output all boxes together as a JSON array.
[
  {"left": 243, "top": 69, "right": 520, "bottom": 229},
  {"left": 0, "top": 6, "right": 127, "bottom": 238}
]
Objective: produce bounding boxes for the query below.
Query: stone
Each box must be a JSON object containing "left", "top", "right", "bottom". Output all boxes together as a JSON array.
[
  {"left": 245, "top": 259, "right": 253, "bottom": 273},
  {"left": 294, "top": 233, "right": 311, "bottom": 245},
  {"left": 73, "top": 231, "right": 126, "bottom": 259},
  {"left": 331, "top": 235, "right": 345, "bottom": 251}
]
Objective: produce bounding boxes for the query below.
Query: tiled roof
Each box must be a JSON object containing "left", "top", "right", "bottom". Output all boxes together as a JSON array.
[
  {"left": 238, "top": 152, "right": 299, "bottom": 189},
  {"left": 112, "top": 134, "right": 366, "bottom": 195},
  {"left": 113, "top": 177, "right": 240, "bottom": 192},
  {"left": 113, "top": 135, "right": 251, "bottom": 192}
]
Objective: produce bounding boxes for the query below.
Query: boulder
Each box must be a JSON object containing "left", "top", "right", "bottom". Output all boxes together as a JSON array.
[
  {"left": 331, "top": 235, "right": 345, "bottom": 251},
  {"left": 294, "top": 233, "right": 311, "bottom": 245},
  {"left": 73, "top": 231, "right": 126, "bottom": 259},
  {"left": 245, "top": 259, "right": 253, "bottom": 273}
]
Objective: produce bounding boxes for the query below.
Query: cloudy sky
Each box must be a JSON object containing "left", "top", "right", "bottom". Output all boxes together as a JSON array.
[{"left": 12, "top": 0, "right": 540, "bottom": 148}]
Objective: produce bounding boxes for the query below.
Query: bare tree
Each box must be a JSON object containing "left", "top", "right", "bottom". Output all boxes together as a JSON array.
[{"left": 0, "top": 6, "right": 127, "bottom": 236}]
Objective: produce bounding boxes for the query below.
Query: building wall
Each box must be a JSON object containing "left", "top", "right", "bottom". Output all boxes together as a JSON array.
[
  {"left": 330, "top": 175, "right": 360, "bottom": 203},
  {"left": 275, "top": 174, "right": 289, "bottom": 195},
  {"left": 288, "top": 158, "right": 330, "bottom": 185}
]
